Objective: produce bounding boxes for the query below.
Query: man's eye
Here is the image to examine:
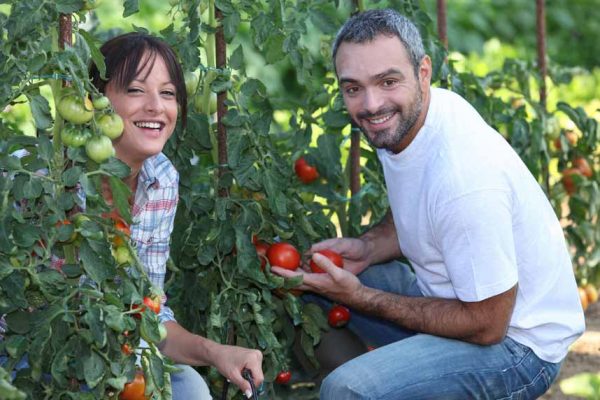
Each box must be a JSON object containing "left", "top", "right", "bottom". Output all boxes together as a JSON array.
[
  {"left": 345, "top": 86, "right": 359, "bottom": 95},
  {"left": 383, "top": 79, "right": 397, "bottom": 87}
]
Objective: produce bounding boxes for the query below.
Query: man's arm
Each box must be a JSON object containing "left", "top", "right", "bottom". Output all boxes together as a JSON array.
[
  {"left": 358, "top": 209, "right": 403, "bottom": 265},
  {"left": 350, "top": 283, "right": 517, "bottom": 345}
]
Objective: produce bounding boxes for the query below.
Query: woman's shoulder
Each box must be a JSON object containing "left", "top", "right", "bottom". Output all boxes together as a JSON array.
[{"left": 145, "top": 153, "right": 178, "bottom": 187}]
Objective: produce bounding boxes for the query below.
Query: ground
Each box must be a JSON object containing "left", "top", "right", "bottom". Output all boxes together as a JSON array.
[{"left": 541, "top": 300, "right": 600, "bottom": 399}]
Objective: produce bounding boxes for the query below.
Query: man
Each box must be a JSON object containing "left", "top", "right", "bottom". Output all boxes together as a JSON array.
[{"left": 272, "top": 9, "right": 585, "bottom": 399}]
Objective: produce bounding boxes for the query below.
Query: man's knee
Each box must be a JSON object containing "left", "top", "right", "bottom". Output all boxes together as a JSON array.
[
  {"left": 320, "top": 366, "right": 366, "bottom": 400},
  {"left": 171, "top": 364, "right": 212, "bottom": 400}
]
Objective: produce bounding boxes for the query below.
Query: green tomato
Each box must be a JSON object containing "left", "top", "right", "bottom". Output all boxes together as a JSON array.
[
  {"left": 544, "top": 116, "right": 561, "bottom": 140},
  {"left": 97, "top": 113, "right": 124, "bottom": 139},
  {"left": 61, "top": 126, "right": 91, "bottom": 148},
  {"left": 92, "top": 95, "right": 110, "bottom": 110},
  {"left": 82, "top": 0, "right": 102, "bottom": 10},
  {"left": 113, "top": 246, "right": 133, "bottom": 265},
  {"left": 158, "top": 323, "right": 168, "bottom": 342},
  {"left": 57, "top": 95, "right": 94, "bottom": 125},
  {"left": 85, "top": 135, "right": 114, "bottom": 163},
  {"left": 193, "top": 92, "right": 217, "bottom": 115},
  {"left": 184, "top": 71, "right": 200, "bottom": 97}
]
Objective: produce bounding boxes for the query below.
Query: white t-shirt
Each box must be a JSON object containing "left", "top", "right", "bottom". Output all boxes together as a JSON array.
[{"left": 377, "top": 87, "right": 585, "bottom": 362}]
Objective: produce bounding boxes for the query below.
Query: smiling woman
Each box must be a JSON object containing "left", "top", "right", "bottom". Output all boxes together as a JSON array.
[{"left": 87, "top": 32, "right": 264, "bottom": 399}]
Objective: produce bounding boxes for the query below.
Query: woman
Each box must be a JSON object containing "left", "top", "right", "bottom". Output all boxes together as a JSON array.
[{"left": 89, "top": 32, "right": 263, "bottom": 399}]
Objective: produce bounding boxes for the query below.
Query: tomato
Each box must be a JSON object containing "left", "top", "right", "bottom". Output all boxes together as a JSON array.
[
  {"left": 113, "top": 246, "right": 133, "bottom": 265},
  {"left": 328, "top": 305, "right": 350, "bottom": 328},
  {"left": 544, "top": 116, "right": 561, "bottom": 140},
  {"left": 294, "top": 157, "right": 319, "bottom": 184},
  {"left": 573, "top": 157, "right": 593, "bottom": 178},
  {"left": 578, "top": 287, "right": 589, "bottom": 311},
  {"left": 92, "top": 95, "right": 110, "bottom": 110},
  {"left": 82, "top": 0, "right": 103, "bottom": 11},
  {"left": 553, "top": 130, "right": 578, "bottom": 151},
  {"left": 112, "top": 219, "right": 131, "bottom": 247},
  {"left": 184, "top": 71, "right": 200, "bottom": 97},
  {"left": 267, "top": 242, "right": 300, "bottom": 271},
  {"left": 158, "top": 323, "right": 168, "bottom": 342},
  {"left": 85, "top": 135, "right": 115, "bottom": 163},
  {"left": 61, "top": 126, "right": 91, "bottom": 148},
  {"left": 193, "top": 92, "right": 217, "bottom": 115},
  {"left": 121, "top": 343, "right": 133, "bottom": 355},
  {"left": 97, "top": 113, "right": 124, "bottom": 139},
  {"left": 584, "top": 283, "right": 598, "bottom": 304},
  {"left": 143, "top": 296, "right": 161, "bottom": 314},
  {"left": 310, "top": 249, "right": 344, "bottom": 273},
  {"left": 561, "top": 167, "right": 583, "bottom": 195},
  {"left": 275, "top": 370, "right": 291, "bottom": 385},
  {"left": 254, "top": 241, "right": 270, "bottom": 271},
  {"left": 57, "top": 95, "right": 94, "bottom": 124},
  {"left": 119, "top": 371, "right": 146, "bottom": 400}
]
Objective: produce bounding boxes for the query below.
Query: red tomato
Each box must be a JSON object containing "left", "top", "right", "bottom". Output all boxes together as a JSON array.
[
  {"left": 328, "top": 305, "right": 350, "bottom": 328},
  {"left": 267, "top": 242, "right": 300, "bottom": 271},
  {"left": 294, "top": 157, "right": 319, "bottom": 184},
  {"left": 275, "top": 370, "right": 292, "bottom": 384},
  {"left": 143, "top": 296, "right": 161, "bottom": 314},
  {"left": 573, "top": 157, "right": 593, "bottom": 178},
  {"left": 119, "top": 371, "right": 146, "bottom": 400},
  {"left": 310, "top": 249, "right": 344, "bottom": 273},
  {"left": 561, "top": 167, "right": 583, "bottom": 195},
  {"left": 121, "top": 343, "right": 133, "bottom": 355},
  {"left": 254, "top": 241, "right": 270, "bottom": 271},
  {"left": 112, "top": 219, "right": 131, "bottom": 247}
]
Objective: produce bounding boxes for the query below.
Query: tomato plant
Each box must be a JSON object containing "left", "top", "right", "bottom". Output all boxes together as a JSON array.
[
  {"left": 294, "top": 157, "right": 319, "bottom": 184},
  {"left": 310, "top": 249, "right": 344, "bottom": 273},
  {"left": 275, "top": 370, "right": 292, "bottom": 385},
  {"left": 328, "top": 305, "right": 351, "bottom": 328},
  {"left": 267, "top": 242, "right": 301, "bottom": 271}
]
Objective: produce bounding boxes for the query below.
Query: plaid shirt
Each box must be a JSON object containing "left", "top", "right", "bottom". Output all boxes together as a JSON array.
[{"left": 130, "top": 152, "right": 179, "bottom": 323}]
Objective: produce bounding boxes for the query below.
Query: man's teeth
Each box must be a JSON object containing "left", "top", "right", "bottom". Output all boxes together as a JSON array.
[
  {"left": 135, "top": 122, "right": 161, "bottom": 129},
  {"left": 369, "top": 114, "right": 393, "bottom": 124}
]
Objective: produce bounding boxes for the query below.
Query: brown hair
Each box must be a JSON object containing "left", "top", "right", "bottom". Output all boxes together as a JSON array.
[{"left": 89, "top": 32, "right": 187, "bottom": 126}]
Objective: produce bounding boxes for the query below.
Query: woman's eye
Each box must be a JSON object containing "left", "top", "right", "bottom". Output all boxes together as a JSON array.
[
  {"left": 127, "top": 87, "right": 142, "bottom": 93},
  {"left": 162, "top": 90, "right": 176, "bottom": 96}
]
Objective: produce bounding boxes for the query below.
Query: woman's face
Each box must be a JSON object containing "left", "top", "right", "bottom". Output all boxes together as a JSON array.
[{"left": 105, "top": 53, "right": 178, "bottom": 168}]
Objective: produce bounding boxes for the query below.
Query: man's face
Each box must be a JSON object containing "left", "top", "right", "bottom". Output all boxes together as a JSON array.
[{"left": 335, "top": 35, "right": 431, "bottom": 153}]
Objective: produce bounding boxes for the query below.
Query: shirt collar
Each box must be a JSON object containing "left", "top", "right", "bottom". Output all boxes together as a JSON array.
[{"left": 138, "top": 156, "right": 160, "bottom": 191}]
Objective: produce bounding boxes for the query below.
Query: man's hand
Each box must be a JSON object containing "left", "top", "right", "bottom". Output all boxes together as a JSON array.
[
  {"left": 272, "top": 252, "right": 363, "bottom": 303},
  {"left": 309, "top": 237, "right": 371, "bottom": 275},
  {"left": 212, "top": 345, "right": 263, "bottom": 398}
]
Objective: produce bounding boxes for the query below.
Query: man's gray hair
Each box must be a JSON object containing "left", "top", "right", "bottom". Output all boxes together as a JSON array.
[{"left": 332, "top": 9, "right": 426, "bottom": 76}]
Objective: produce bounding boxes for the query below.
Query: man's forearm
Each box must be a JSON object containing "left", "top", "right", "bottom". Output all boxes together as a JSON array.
[
  {"left": 348, "top": 285, "right": 516, "bottom": 346},
  {"left": 359, "top": 210, "right": 402, "bottom": 265}
]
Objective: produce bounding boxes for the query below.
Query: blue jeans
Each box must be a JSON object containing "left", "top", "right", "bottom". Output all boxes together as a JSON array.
[{"left": 315, "top": 261, "right": 562, "bottom": 399}]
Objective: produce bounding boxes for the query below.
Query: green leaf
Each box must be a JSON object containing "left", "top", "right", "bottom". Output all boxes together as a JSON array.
[
  {"left": 83, "top": 350, "right": 105, "bottom": 388},
  {"left": 54, "top": 0, "right": 84, "bottom": 13},
  {"left": 79, "top": 240, "right": 116, "bottom": 283},
  {"left": 62, "top": 166, "right": 83, "bottom": 187},
  {"left": 27, "top": 94, "right": 53, "bottom": 130},
  {"left": 109, "top": 176, "right": 132, "bottom": 223},
  {"left": 5, "top": 311, "right": 31, "bottom": 334},
  {"left": 79, "top": 30, "right": 106, "bottom": 80},
  {"left": 229, "top": 45, "right": 244, "bottom": 71},
  {"left": 123, "top": 0, "right": 139, "bottom": 17},
  {"left": 186, "top": 114, "right": 211, "bottom": 150},
  {"left": 101, "top": 158, "right": 131, "bottom": 178}
]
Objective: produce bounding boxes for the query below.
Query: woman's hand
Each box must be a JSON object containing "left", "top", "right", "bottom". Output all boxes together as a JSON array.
[{"left": 211, "top": 344, "right": 263, "bottom": 398}]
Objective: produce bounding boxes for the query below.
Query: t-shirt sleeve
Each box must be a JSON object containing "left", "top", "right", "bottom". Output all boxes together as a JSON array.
[{"left": 433, "top": 188, "right": 519, "bottom": 302}]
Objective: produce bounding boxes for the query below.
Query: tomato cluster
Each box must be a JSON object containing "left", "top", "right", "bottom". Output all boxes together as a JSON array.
[
  {"left": 57, "top": 90, "right": 123, "bottom": 164},
  {"left": 561, "top": 156, "right": 593, "bottom": 195}
]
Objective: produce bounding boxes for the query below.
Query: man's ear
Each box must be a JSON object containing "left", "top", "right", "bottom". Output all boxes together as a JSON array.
[{"left": 419, "top": 55, "right": 433, "bottom": 87}]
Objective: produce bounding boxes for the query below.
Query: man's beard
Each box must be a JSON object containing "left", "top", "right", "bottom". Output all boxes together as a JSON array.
[{"left": 356, "top": 87, "right": 423, "bottom": 152}]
